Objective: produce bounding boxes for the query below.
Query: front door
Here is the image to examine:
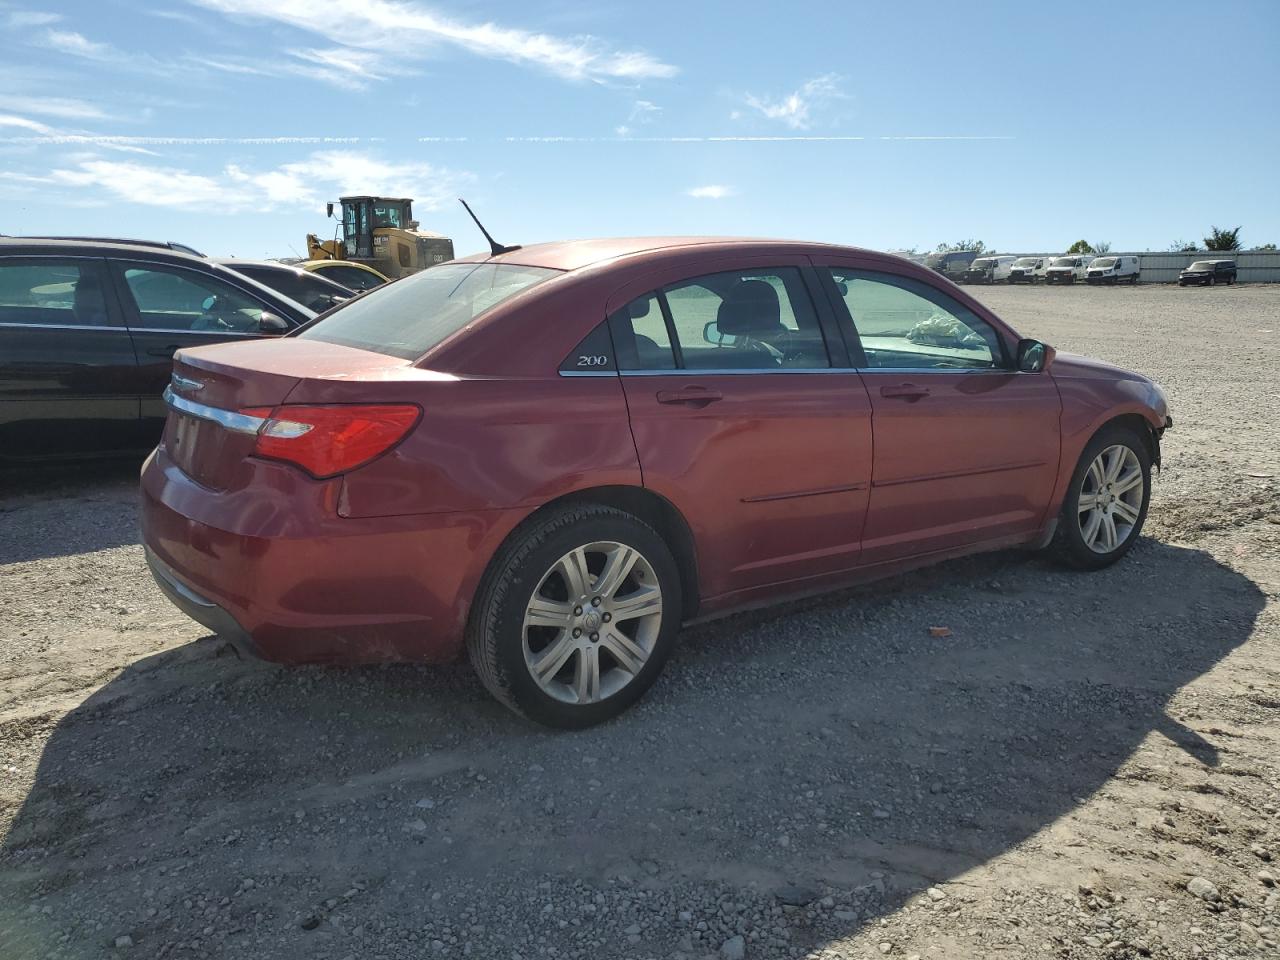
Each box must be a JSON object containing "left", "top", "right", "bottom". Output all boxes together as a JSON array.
[
  {"left": 818, "top": 263, "right": 1062, "bottom": 565},
  {"left": 0, "top": 256, "right": 140, "bottom": 460},
  {"left": 607, "top": 261, "right": 874, "bottom": 602},
  {"left": 107, "top": 259, "right": 286, "bottom": 442}
]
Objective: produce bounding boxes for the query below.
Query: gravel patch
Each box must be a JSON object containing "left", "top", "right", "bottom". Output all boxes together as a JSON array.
[{"left": 2, "top": 284, "right": 1279, "bottom": 959}]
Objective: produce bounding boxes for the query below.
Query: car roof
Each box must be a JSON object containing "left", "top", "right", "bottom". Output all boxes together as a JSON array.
[
  {"left": 13, "top": 236, "right": 204, "bottom": 255},
  {"left": 302, "top": 259, "right": 389, "bottom": 277},
  {"left": 212, "top": 257, "right": 304, "bottom": 272},
  {"left": 450, "top": 237, "right": 880, "bottom": 273},
  {"left": 0, "top": 236, "right": 210, "bottom": 262}
]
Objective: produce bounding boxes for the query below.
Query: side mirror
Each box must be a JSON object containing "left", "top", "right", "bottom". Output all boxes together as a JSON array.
[
  {"left": 326, "top": 202, "right": 334, "bottom": 218},
  {"left": 1016, "top": 338, "right": 1053, "bottom": 373},
  {"left": 258, "top": 312, "right": 290, "bottom": 335},
  {"left": 703, "top": 320, "right": 736, "bottom": 346}
]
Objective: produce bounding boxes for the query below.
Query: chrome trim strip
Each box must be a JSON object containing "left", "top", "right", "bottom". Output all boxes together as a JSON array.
[
  {"left": 0, "top": 321, "right": 130, "bottom": 331},
  {"left": 133, "top": 327, "right": 251, "bottom": 337},
  {"left": 163, "top": 386, "right": 265, "bottom": 435},
  {"left": 618, "top": 367, "right": 846, "bottom": 376},
  {"left": 170, "top": 373, "right": 204, "bottom": 393},
  {"left": 558, "top": 370, "right": 619, "bottom": 378}
]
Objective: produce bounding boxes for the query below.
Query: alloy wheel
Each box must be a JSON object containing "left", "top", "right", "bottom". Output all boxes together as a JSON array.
[
  {"left": 1077, "top": 444, "right": 1144, "bottom": 553},
  {"left": 522, "top": 541, "right": 664, "bottom": 704}
]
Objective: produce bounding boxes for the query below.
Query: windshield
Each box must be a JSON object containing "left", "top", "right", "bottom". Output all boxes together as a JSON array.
[
  {"left": 1013, "top": 258, "right": 1040, "bottom": 267},
  {"left": 1091, "top": 258, "right": 1117, "bottom": 269},
  {"left": 1186, "top": 261, "right": 1215, "bottom": 271},
  {"left": 970, "top": 259, "right": 995, "bottom": 269},
  {"left": 1049, "top": 257, "right": 1078, "bottom": 267},
  {"left": 298, "top": 262, "right": 561, "bottom": 361}
]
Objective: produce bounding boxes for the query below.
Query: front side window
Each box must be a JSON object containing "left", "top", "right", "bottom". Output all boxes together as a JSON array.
[
  {"left": 612, "top": 267, "right": 829, "bottom": 371},
  {"left": 827, "top": 268, "right": 1004, "bottom": 370},
  {"left": 299, "top": 261, "right": 560, "bottom": 361},
  {"left": 0, "top": 259, "right": 111, "bottom": 327},
  {"left": 118, "top": 265, "right": 267, "bottom": 333}
]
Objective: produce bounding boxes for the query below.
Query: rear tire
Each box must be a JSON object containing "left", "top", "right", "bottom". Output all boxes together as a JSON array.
[
  {"left": 1051, "top": 424, "right": 1152, "bottom": 571},
  {"left": 466, "top": 503, "right": 682, "bottom": 728}
]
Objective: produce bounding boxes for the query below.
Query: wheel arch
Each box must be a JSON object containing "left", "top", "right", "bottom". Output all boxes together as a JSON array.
[
  {"left": 477, "top": 485, "right": 702, "bottom": 622},
  {"left": 1094, "top": 412, "right": 1162, "bottom": 470}
]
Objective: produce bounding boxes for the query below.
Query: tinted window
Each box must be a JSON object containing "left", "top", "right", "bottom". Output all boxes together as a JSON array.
[
  {"left": 298, "top": 262, "right": 560, "bottom": 361},
  {"left": 828, "top": 269, "right": 1004, "bottom": 370},
  {"left": 0, "top": 259, "right": 111, "bottom": 327},
  {"left": 119, "top": 265, "right": 267, "bottom": 333},
  {"left": 612, "top": 293, "right": 676, "bottom": 370},
  {"left": 231, "top": 265, "right": 348, "bottom": 313},
  {"left": 317, "top": 265, "right": 386, "bottom": 291},
  {"left": 613, "top": 267, "right": 828, "bottom": 371}
]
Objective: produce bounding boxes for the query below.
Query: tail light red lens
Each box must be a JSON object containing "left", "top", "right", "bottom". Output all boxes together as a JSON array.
[{"left": 239, "top": 404, "right": 420, "bottom": 479}]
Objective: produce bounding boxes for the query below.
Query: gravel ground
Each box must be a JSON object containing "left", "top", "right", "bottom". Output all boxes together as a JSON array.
[{"left": 2, "top": 283, "right": 1278, "bottom": 960}]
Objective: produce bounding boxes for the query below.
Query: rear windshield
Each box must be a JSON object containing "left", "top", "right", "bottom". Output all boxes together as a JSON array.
[{"left": 298, "top": 262, "right": 561, "bottom": 360}]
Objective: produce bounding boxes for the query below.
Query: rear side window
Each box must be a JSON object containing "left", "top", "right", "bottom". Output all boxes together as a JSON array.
[
  {"left": 299, "top": 262, "right": 560, "bottom": 361},
  {"left": 0, "top": 259, "right": 111, "bottom": 327},
  {"left": 610, "top": 267, "right": 828, "bottom": 371}
]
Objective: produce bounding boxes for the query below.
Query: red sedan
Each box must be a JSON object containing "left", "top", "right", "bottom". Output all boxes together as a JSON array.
[{"left": 141, "top": 238, "right": 1171, "bottom": 727}]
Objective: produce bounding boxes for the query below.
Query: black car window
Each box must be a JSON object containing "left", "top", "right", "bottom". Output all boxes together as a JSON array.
[
  {"left": 611, "top": 267, "right": 828, "bottom": 371},
  {"left": 231, "top": 266, "right": 348, "bottom": 313},
  {"left": 117, "top": 264, "right": 266, "bottom": 333},
  {"left": 0, "top": 259, "right": 112, "bottom": 327},
  {"left": 319, "top": 265, "right": 385, "bottom": 291},
  {"left": 827, "top": 268, "right": 1005, "bottom": 370}
]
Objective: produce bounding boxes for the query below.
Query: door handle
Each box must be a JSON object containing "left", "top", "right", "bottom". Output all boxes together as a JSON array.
[
  {"left": 147, "top": 345, "right": 181, "bottom": 358},
  {"left": 656, "top": 387, "right": 723, "bottom": 406},
  {"left": 879, "top": 383, "right": 931, "bottom": 400}
]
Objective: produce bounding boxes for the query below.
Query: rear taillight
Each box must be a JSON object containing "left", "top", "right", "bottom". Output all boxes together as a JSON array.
[{"left": 239, "top": 404, "right": 420, "bottom": 479}]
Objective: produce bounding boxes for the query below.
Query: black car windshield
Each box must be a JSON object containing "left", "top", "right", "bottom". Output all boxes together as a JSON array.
[
  {"left": 298, "top": 262, "right": 561, "bottom": 361},
  {"left": 231, "top": 265, "right": 350, "bottom": 313},
  {"left": 1187, "top": 262, "right": 1215, "bottom": 271}
]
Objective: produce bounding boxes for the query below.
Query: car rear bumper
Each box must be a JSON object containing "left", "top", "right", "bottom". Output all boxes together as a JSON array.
[{"left": 139, "top": 445, "right": 525, "bottom": 665}]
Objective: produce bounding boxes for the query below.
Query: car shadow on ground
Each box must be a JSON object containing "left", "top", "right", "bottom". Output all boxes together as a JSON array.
[
  {"left": 0, "top": 458, "right": 144, "bottom": 563},
  {"left": 0, "top": 539, "right": 1265, "bottom": 958}
]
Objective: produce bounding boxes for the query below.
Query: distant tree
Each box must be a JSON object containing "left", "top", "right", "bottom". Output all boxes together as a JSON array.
[
  {"left": 1204, "top": 225, "right": 1242, "bottom": 251},
  {"left": 935, "top": 240, "right": 986, "bottom": 254},
  {"left": 1168, "top": 239, "right": 1199, "bottom": 252},
  {"left": 1258, "top": 242, "right": 1277, "bottom": 251},
  {"left": 1092, "top": 240, "right": 1112, "bottom": 254},
  {"left": 1066, "top": 239, "right": 1094, "bottom": 255}
]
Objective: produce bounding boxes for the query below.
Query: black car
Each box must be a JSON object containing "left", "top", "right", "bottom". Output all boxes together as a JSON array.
[
  {"left": 1179, "top": 260, "right": 1237, "bottom": 286},
  {"left": 213, "top": 258, "right": 354, "bottom": 313},
  {"left": 0, "top": 239, "right": 317, "bottom": 462},
  {"left": 17, "top": 236, "right": 206, "bottom": 257}
]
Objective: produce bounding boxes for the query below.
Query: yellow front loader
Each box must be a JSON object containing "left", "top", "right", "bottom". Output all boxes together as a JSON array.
[{"left": 306, "top": 196, "right": 454, "bottom": 279}]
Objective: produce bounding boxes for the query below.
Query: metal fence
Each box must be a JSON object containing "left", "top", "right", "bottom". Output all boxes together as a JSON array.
[{"left": 999, "top": 251, "right": 1280, "bottom": 283}]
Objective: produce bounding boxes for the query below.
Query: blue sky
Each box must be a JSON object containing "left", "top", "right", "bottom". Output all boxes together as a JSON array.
[{"left": 1, "top": 0, "right": 1277, "bottom": 258}]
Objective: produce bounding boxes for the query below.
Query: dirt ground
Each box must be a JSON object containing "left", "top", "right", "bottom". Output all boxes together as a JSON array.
[{"left": 1, "top": 283, "right": 1278, "bottom": 960}]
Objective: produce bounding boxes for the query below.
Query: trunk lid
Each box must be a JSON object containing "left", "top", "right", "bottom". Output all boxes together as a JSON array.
[{"left": 164, "top": 339, "right": 437, "bottom": 491}]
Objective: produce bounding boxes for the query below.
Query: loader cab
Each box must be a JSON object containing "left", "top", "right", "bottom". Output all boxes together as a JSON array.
[{"left": 330, "top": 197, "right": 415, "bottom": 260}]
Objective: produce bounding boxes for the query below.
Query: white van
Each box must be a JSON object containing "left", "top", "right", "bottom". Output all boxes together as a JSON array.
[
  {"left": 1085, "top": 255, "right": 1140, "bottom": 285},
  {"left": 960, "top": 255, "right": 1017, "bottom": 284},
  {"left": 1045, "top": 255, "right": 1094, "bottom": 284},
  {"left": 1009, "top": 256, "right": 1049, "bottom": 283}
]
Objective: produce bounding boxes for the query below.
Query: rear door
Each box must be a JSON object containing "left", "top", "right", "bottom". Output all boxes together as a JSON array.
[
  {"left": 107, "top": 258, "right": 295, "bottom": 438},
  {"left": 0, "top": 255, "right": 140, "bottom": 459},
  {"left": 816, "top": 260, "right": 1061, "bottom": 565},
  {"left": 608, "top": 258, "right": 874, "bottom": 602}
]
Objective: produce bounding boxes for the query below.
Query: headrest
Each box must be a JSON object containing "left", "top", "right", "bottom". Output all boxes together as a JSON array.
[{"left": 716, "top": 280, "right": 782, "bottom": 336}]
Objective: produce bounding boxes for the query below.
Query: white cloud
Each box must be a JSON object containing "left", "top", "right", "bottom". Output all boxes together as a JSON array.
[
  {"left": 37, "top": 29, "right": 118, "bottom": 61},
  {"left": 0, "top": 114, "right": 56, "bottom": 135},
  {"left": 191, "top": 0, "right": 678, "bottom": 82},
  {"left": 686, "top": 184, "right": 734, "bottom": 200},
  {"left": 0, "top": 95, "right": 108, "bottom": 121},
  {"left": 742, "top": 74, "right": 848, "bottom": 130},
  {"left": 18, "top": 150, "right": 471, "bottom": 214},
  {"left": 616, "top": 99, "right": 661, "bottom": 136},
  {"left": 7, "top": 10, "right": 63, "bottom": 28}
]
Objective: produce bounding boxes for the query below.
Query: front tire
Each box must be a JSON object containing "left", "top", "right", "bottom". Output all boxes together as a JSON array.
[
  {"left": 1051, "top": 425, "right": 1151, "bottom": 570},
  {"left": 466, "top": 503, "right": 682, "bottom": 728}
]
